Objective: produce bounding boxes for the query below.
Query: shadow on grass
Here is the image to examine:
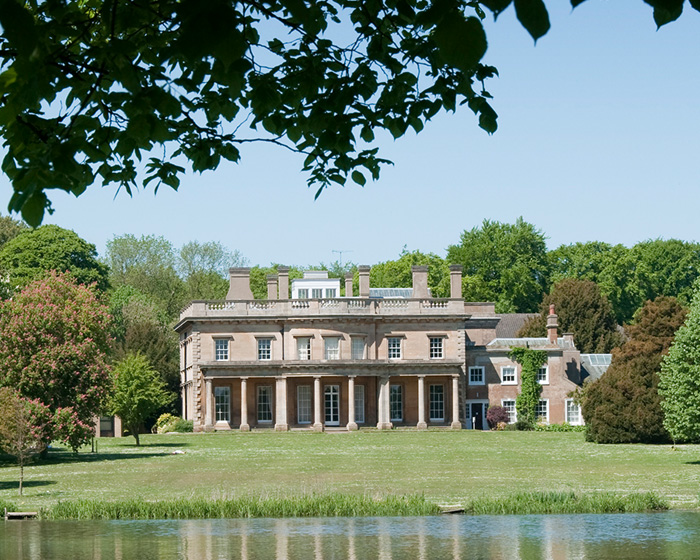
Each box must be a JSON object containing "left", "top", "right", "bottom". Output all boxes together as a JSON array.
[
  {"left": 0, "top": 450, "right": 178, "bottom": 468},
  {"left": 0, "top": 480, "right": 56, "bottom": 490}
]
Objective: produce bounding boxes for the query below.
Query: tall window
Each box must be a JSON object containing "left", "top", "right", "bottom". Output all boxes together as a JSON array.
[
  {"left": 258, "top": 338, "right": 272, "bottom": 361},
  {"left": 312, "top": 288, "right": 323, "bottom": 299},
  {"left": 257, "top": 386, "right": 273, "bottom": 422},
  {"left": 325, "top": 288, "right": 336, "bottom": 298},
  {"left": 297, "top": 385, "right": 312, "bottom": 424},
  {"left": 566, "top": 399, "right": 582, "bottom": 425},
  {"left": 354, "top": 385, "right": 365, "bottom": 423},
  {"left": 469, "top": 366, "right": 485, "bottom": 385},
  {"left": 324, "top": 337, "right": 340, "bottom": 360},
  {"left": 429, "top": 384, "right": 444, "bottom": 422},
  {"left": 388, "top": 337, "right": 402, "bottom": 359},
  {"left": 536, "top": 400, "right": 549, "bottom": 423},
  {"left": 298, "top": 289, "right": 309, "bottom": 299},
  {"left": 351, "top": 337, "right": 366, "bottom": 360},
  {"left": 390, "top": 384, "right": 403, "bottom": 421},
  {"left": 537, "top": 366, "right": 549, "bottom": 384},
  {"left": 429, "top": 337, "right": 444, "bottom": 359},
  {"left": 297, "top": 337, "right": 311, "bottom": 360},
  {"left": 501, "top": 366, "right": 516, "bottom": 385},
  {"left": 215, "top": 386, "right": 230, "bottom": 422},
  {"left": 215, "top": 339, "right": 228, "bottom": 361},
  {"left": 502, "top": 400, "right": 516, "bottom": 423}
]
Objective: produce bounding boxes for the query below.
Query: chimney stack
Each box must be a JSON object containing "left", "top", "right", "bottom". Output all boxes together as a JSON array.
[
  {"left": 449, "top": 265, "right": 463, "bottom": 299},
  {"left": 411, "top": 266, "right": 429, "bottom": 299},
  {"left": 277, "top": 266, "right": 289, "bottom": 299},
  {"left": 226, "top": 268, "right": 254, "bottom": 300},
  {"left": 358, "top": 265, "right": 370, "bottom": 297},
  {"left": 267, "top": 274, "right": 278, "bottom": 300},
  {"left": 345, "top": 273, "right": 354, "bottom": 297},
  {"left": 547, "top": 304, "right": 558, "bottom": 345}
]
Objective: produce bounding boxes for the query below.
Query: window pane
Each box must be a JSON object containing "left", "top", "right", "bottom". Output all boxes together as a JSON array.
[
  {"left": 257, "top": 386, "right": 273, "bottom": 422},
  {"left": 297, "top": 337, "right": 311, "bottom": 360},
  {"left": 351, "top": 338, "right": 365, "bottom": 360},
  {"left": 390, "top": 385, "right": 403, "bottom": 421},
  {"left": 325, "top": 288, "right": 336, "bottom": 298},
  {"left": 429, "top": 384, "right": 444, "bottom": 421},
  {"left": 502, "top": 367, "right": 516, "bottom": 384},
  {"left": 297, "top": 385, "right": 311, "bottom": 424},
  {"left": 536, "top": 400, "right": 548, "bottom": 423},
  {"left": 537, "top": 367, "right": 548, "bottom": 383},
  {"left": 566, "top": 400, "right": 581, "bottom": 425},
  {"left": 325, "top": 337, "right": 340, "bottom": 360},
  {"left": 298, "top": 289, "right": 308, "bottom": 299},
  {"left": 354, "top": 385, "right": 365, "bottom": 423},
  {"left": 388, "top": 337, "right": 402, "bottom": 359},
  {"left": 502, "top": 400, "right": 516, "bottom": 423},
  {"left": 429, "top": 337, "right": 443, "bottom": 359},
  {"left": 215, "top": 386, "right": 230, "bottom": 422},
  {"left": 312, "top": 288, "right": 323, "bottom": 299},
  {"left": 469, "top": 366, "right": 484, "bottom": 384},
  {"left": 258, "top": 339, "right": 271, "bottom": 360},
  {"left": 215, "top": 339, "right": 228, "bottom": 361}
]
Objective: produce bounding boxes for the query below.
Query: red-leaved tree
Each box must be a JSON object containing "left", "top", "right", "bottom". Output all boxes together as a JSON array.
[{"left": 0, "top": 271, "right": 112, "bottom": 451}]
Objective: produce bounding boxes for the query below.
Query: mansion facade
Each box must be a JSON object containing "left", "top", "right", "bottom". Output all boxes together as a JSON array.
[{"left": 176, "top": 266, "right": 596, "bottom": 432}]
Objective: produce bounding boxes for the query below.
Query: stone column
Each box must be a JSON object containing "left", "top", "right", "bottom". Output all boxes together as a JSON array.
[
  {"left": 275, "top": 376, "right": 289, "bottom": 431},
  {"left": 377, "top": 376, "right": 392, "bottom": 430},
  {"left": 204, "top": 378, "right": 214, "bottom": 430},
  {"left": 449, "top": 265, "right": 463, "bottom": 299},
  {"left": 347, "top": 376, "right": 358, "bottom": 431},
  {"left": 267, "top": 274, "right": 278, "bottom": 300},
  {"left": 240, "top": 377, "right": 250, "bottom": 431},
  {"left": 278, "top": 266, "right": 290, "bottom": 299},
  {"left": 417, "top": 375, "right": 427, "bottom": 430},
  {"left": 358, "top": 265, "right": 370, "bottom": 297},
  {"left": 345, "top": 273, "right": 354, "bottom": 298},
  {"left": 451, "top": 376, "right": 462, "bottom": 429},
  {"left": 313, "top": 376, "right": 324, "bottom": 431}
]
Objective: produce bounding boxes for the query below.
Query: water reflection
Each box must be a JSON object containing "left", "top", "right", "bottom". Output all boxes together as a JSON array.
[{"left": 2, "top": 512, "right": 700, "bottom": 560}]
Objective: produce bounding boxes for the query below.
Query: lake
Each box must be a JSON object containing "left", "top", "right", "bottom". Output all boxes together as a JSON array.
[{"left": 2, "top": 512, "right": 699, "bottom": 559}]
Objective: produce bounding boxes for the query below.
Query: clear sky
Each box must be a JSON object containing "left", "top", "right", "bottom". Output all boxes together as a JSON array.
[{"left": 1, "top": 1, "right": 699, "bottom": 267}]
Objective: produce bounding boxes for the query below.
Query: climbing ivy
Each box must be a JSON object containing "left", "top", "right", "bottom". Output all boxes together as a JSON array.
[{"left": 509, "top": 347, "right": 547, "bottom": 428}]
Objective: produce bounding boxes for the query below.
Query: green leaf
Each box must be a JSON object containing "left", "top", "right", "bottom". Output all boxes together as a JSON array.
[
  {"left": 644, "top": 0, "right": 683, "bottom": 27},
  {"left": 513, "top": 0, "right": 550, "bottom": 42},
  {"left": 433, "top": 15, "right": 487, "bottom": 72},
  {"left": 691, "top": 0, "right": 700, "bottom": 12},
  {"left": 20, "top": 192, "right": 48, "bottom": 228},
  {"left": 480, "top": 0, "right": 513, "bottom": 18},
  {"left": 351, "top": 170, "right": 366, "bottom": 186},
  {"left": 570, "top": 0, "right": 587, "bottom": 7}
]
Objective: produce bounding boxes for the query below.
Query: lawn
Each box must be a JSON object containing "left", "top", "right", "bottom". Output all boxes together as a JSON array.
[{"left": 1, "top": 430, "right": 699, "bottom": 511}]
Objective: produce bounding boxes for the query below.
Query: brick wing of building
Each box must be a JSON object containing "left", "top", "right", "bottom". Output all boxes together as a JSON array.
[{"left": 176, "top": 266, "right": 604, "bottom": 432}]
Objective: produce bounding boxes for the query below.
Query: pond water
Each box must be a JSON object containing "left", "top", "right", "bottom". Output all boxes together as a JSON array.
[{"left": 2, "top": 512, "right": 700, "bottom": 560}]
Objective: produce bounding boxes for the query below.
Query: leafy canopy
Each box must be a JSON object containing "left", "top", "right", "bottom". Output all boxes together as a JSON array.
[{"left": 0, "top": 0, "right": 693, "bottom": 226}]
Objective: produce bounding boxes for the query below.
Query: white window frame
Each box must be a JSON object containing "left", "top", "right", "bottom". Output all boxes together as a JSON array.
[
  {"left": 354, "top": 384, "right": 365, "bottom": 424},
  {"left": 390, "top": 384, "right": 403, "bottom": 422},
  {"left": 325, "top": 288, "right": 337, "bottom": 298},
  {"left": 311, "top": 288, "right": 323, "bottom": 299},
  {"left": 501, "top": 366, "right": 517, "bottom": 385},
  {"left": 469, "top": 366, "right": 485, "bottom": 385},
  {"left": 388, "top": 337, "right": 402, "bottom": 359},
  {"left": 214, "top": 338, "right": 229, "bottom": 361},
  {"left": 257, "top": 338, "right": 272, "bottom": 361},
  {"left": 214, "top": 386, "right": 230, "bottom": 422},
  {"left": 324, "top": 336, "right": 340, "bottom": 360},
  {"left": 298, "top": 288, "right": 309, "bottom": 299},
  {"left": 536, "top": 399, "right": 549, "bottom": 424},
  {"left": 429, "top": 337, "right": 444, "bottom": 359},
  {"left": 297, "top": 385, "right": 312, "bottom": 424},
  {"left": 429, "top": 384, "right": 445, "bottom": 422},
  {"left": 257, "top": 385, "right": 273, "bottom": 423},
  {"left": 566, "top": 399, "right": 583, "bottom": 426},
  {"left": 296, "top": 337, "right": 311, "bottom": 361},
  {"left": 537, "top": 366, "right": 549, "bottom": 385},
  {"left": 351, "top": 337, "right": 366, "bottom": 360},
  {"left": 501, "top": 399, "right": 517, "bottom": 424}
]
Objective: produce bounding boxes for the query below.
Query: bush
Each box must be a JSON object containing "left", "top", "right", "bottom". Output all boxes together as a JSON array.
[
  {"left": 155, "top": 413, "right": 179, "bottom": 434},
  {"left": 535, "top": 422, "right": 585, "bottom": 433},
  {"left": 486, "top": 406, "right": 509, "bottom": 429},
  {"left": 494, "top": 422, "right": 508, "bottom": 431},
  {"left": 515, "top": 420, "right": 533, "bottom": 431},
  {"left": 172, "top": 419, "right": 193, "bottom": 433}
]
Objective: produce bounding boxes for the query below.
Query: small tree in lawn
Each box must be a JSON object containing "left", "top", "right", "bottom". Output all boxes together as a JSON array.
[
  {"left": 0, "top": 388, "right": 50, "bottom": 496},
  {"left": 111, "top": 353, "right": 174, "bottom": 446},
  {"left": 509, "top": 348, "right": 548, "bottom": 428},
  {"left": 660, "top": 282, "right": 700, "bottom": 443}
]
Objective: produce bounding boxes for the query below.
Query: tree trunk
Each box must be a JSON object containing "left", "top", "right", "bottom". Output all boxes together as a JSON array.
[
  {"left": 133, "top": 429, "right": 140, "bottom": 446},
  {"left": 18, "top": 461, "right": 23, "bottom": 496}
]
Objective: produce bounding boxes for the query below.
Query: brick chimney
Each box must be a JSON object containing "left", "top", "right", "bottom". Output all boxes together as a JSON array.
[
  {"left": 411, "top": 266, "right": 429, "bottom": 299},
  {"left": 267, "top": 274, "right": 278, "bottom": 300},
  {"left": 226, "top": 268, "right": 254, "bottom": 300},
  {"left": 278, "top": 266, "right": 289, "bottom": 299},
  {"left": 345, "top": 273, "right": 354, "bottom": 297},
  {"left": 547, "top": 304, "right": 558, "bottom": 345},
  {"left": 449, "top": 265, "right": 463, "bottom": 299},
  {"left": 358, "top": 265, "right": 370, "bottom": 297}
]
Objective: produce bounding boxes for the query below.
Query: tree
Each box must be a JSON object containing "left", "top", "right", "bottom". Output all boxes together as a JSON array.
[
  {"left": 370, "top": 248, "right": 450, "bottom": 297},
  {"left": 0, "top": 0, "right": 688, "bottom": 225},
  {"left": 178, "top": 241, "right": 247, "bottom": 301},
  {"left": 584, "top": 296, "right": 687, "bottom": 444},
  {"left": 659, "top": 282, "right": 700, "bottom": 443},
  {"left": 446, "top": 218, "right": 549, "bottom": 312},
  {"left": 0, "top": 213, "right": 27, "bottom": 250},
  {"left": 0, "top": 225, "right": 109, "bottom": 293},
  {"left": 0, "top": 272, "right": 112, "bottom": 451},
  {"left": 0, "top": 388, "right": 50, "bottom": 496},
  {"left": 518, "top": 279, "right": 623, "bottom": 353},
  {"left": 110, "top": 353, "right": 174, "bottom": 446},
  {"left": 509, "top": 347, "right": 547, "bottom": 428}
]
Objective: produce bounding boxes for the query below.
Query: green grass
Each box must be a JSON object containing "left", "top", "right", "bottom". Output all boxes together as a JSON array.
[{"left": 1, "top": 430, "right": 698, "bottom": 515}]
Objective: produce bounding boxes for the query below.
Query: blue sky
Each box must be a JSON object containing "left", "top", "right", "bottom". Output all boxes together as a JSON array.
[{"left": 1, "top": 0, "right": 699, "bottom": 267}]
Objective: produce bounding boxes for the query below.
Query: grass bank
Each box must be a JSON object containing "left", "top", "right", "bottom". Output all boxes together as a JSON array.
[{"left": 1, "top": 431, "right": 698, "bottom": 513}]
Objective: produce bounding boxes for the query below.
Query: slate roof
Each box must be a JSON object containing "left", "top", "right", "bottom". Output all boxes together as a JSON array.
[
  {"left": 495, "top": 313, "right": 539, "bottom": 338},
  {"left": 487, "top": 337, "right": 576, "bottom": 350},
  {"left": 580, "top": 354, "right": 612, "bottom": 382}
]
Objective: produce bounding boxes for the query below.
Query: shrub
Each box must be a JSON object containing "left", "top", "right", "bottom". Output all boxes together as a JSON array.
[
  {"left": 495, "top": 422, "right": 508, "bottom": 431},
  {"left": 486, "top": 406, "right": 509, "bottom": 429},
  {"left": 172, "top": 419, "right": 193, "bottom": 433},
  {"left": 515, "top": 420, "right": 533, "bottom": 431},
  {"left": 534, "top": 422, "right": 585, "bottom": 433},
  {"left": 155, "top": 413, "right": 178, "bottom": 434}
]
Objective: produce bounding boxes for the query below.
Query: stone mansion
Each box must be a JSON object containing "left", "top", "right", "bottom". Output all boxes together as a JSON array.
[{"left": 176, "top": 266, "right": 601, "bottom": 431}]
